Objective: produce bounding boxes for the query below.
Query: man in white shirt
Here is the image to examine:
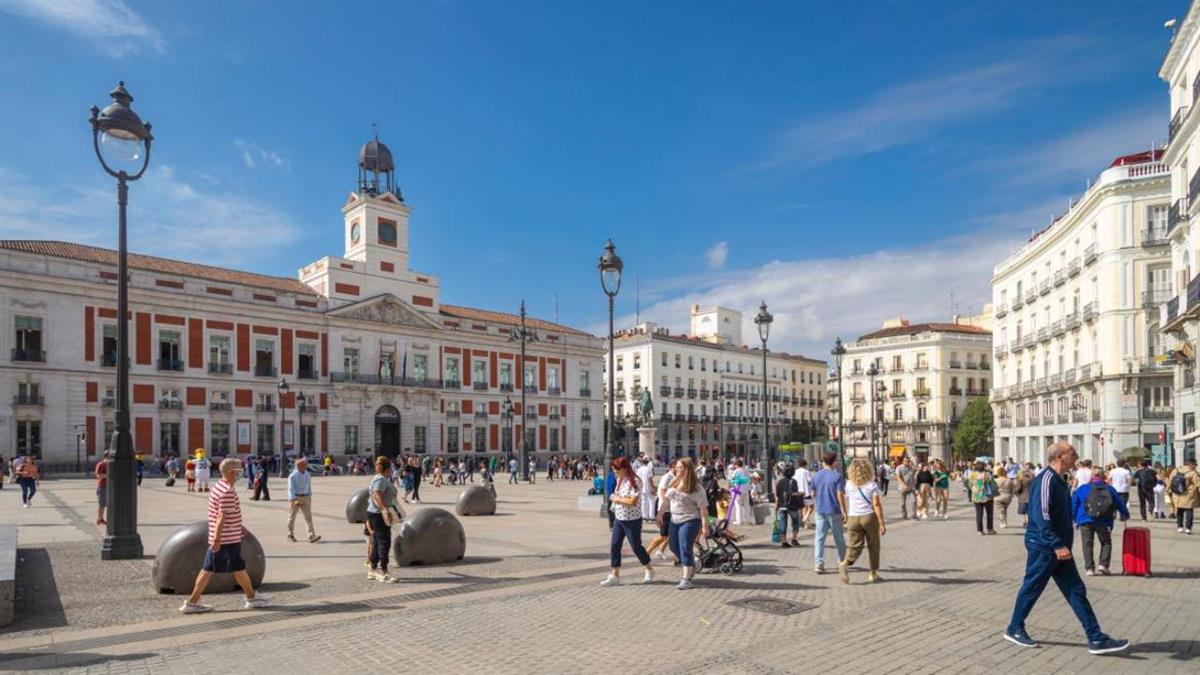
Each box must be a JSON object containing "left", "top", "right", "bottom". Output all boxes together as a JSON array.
[
  {"left": 1108, "top": 460, "right": 1132, "bottom": 506},
  {"left": 1072, "top": 459, "right": 1093, "bottom": 492},
  {"left": 795, "top": 460, "right": 814, "bottom": 528},
  {"left": 636, "top": 459, "right": 656, "bottom": 520}
]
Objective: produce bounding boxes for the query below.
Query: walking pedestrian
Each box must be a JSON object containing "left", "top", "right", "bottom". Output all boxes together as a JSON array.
[
  {"left": 839, "top": 458, "right": 886, "bottom": 584},
  {"left": 528, "top": 457, "right": 537, "bottom": 483},
  {"left": 1168, "top": 458, "right": 1199, "bottom": 534},
  {"left": 1108, "top": 460, "right": 1132, "bottom": 507},
  {"left": 729, "top": 459, "right": 752, "bottom": 525},
  {"left": 636, "top": 458, "right": 656, "bottom": 520},
  {"left": 645, "top": 468, "right": 675, "bottom": 562},
  {"left": 914, "top": 462, "right": 934, "bottom": 520},
  {"left": 508, "top": 457, "right": 519, "bottom": 484},
  {"left": 810, "top": 452, "right": 847, "bottom": 574},
  {"left": 401, "top": 460, "right": 414, "bottom": 503},
  {"left": 876, "top": 461, "right": 890, "bottom": 497},
  {"left": 600, "top": 457, "right": 655, "bottom": 586},
  {"left": 251, "top": 458, "right": 270, "bottom": 501},
  {"left": 94, "top": 451, "right": 109, "bottom": 525},
  {"left": 796, "top": 459, "right": 815, "bottom": 528},
  {"left": 194, "top": 452, "right": 211, "bottom": 492},
  {"left": 894, "top": 457, "right": 916, "bottom": 520},
  {"left": 659, "top": 458, "right": 708, "bottom": 590},
  {"left": 996, "top": 472, "right": 1015, "bottom": 529},
  {"left": 16, "top": 457, "right": 38, "bottom": 508},
  {"left": 179, "top": 458, "right": 271, "bottom": 614},
  {"left": 1134, "top": 460, "right": 1157, "bottom": 521},
  {"left": 969, "top": 461, "right": 998, "bottom": 535},
  {"left": 1003, "top": 441, "right": 1128, "bottom": 655},
  {"left": 1016, "top": 462, "right": 1035, "bottom": 527},
  {"left": 286, "top": 457, "right": 321, "bottom": 543},
  {"left": 1071, "top": 468, "right": 1128, "bottom": 576},
  {"left": 774, "top": 465, "right": 803, "bottom": 547},
  {"left": 366, "top": 456, "right": 403, "bottom": 583},
  {"left": 411, "top": 457, "right": 423, "bottom": 502},
  {"left": 0, "top": 455, "right": 6, "bottom": 491},
  {"left": 135, "top": 455, "right": 144, "bottom": 487},
  {"left": 932, "top": 460, "right": 950, "bottom": 519}
]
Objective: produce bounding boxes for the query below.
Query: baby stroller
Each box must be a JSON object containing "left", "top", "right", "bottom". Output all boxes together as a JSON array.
[{"left": 695, "top": 514, "right": 744, "bottom": 575}]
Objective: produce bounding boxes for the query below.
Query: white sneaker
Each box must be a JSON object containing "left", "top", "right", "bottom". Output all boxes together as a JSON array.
[
  {"left": 22, "top": 503, "right": 29, "bottom": 509},
  {"left": 377, "top": 573, "right": 398, "bottom": 584},
  {"left": 654, "top": 550, "right": 667, "bottom": 561},
  {"left": 244, "top": 593, "right": 271, "bottom": 609},
  {"left": 676, "top": 578, "right": 693, "bottom": 590},
  {"left": 179, "top": 601, "right": 212, "bottom": 614},
  {"left": 1178, "top": 528, "right": 1185, "bottom": 533},
  {"left": 1188, "top": 529, "right": 1193, "bottom": 535},
  {"left": 599, "top": 574, "right": 620, "bottom": 587},
  {"left": 642, "top": 569, "right": 655, "bottom": 584}
]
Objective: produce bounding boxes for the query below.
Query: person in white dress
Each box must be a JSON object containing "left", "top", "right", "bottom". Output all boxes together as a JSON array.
[
  {"left": 730, "top": 459, "right": 752, "bottom": 525},
  {"left": 636, "top": 458, "right": 656, "bottom": 520}
]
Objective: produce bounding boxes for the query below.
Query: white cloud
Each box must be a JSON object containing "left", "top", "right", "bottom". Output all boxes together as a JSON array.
[
  {"left": 743, "top": 37, "right": 1093, "bottom": 172},
  {"left": 0, "top": 0, "right": 165, "bottom": 56},
  {"left": 705, "top": 241, "right": 729, "bottom": 269},
  {"left": 234, "top": 139, "right": 288, "bottom": 170},
  {"left": 0, "top": 164, "right": 301, "bottom": 267}
]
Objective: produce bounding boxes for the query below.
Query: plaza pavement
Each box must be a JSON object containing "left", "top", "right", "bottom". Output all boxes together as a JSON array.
[{"left": 1, "top": 474, "right": 1197, "bottom": 674}]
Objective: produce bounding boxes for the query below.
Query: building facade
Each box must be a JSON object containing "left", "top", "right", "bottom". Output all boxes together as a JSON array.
[
  {"left": 991, "top": 151, "right": 1174, "bottom": 465},
  {"left": 605, "top": 305, "right": 826, "bottom": 459},
  {"left": 835, "top": 318, "right": 992, "bottom": 465},
  {"left": 0, "top": 138, "right": 604, "bottom": 468},
  {"left": 1159, "top": 1, "right": 1200, "bottom": 466}
]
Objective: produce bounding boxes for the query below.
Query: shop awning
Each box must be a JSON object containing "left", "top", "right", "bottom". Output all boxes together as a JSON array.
[{"left": 889, "top": 445, "right": 906, "bottom": 458}]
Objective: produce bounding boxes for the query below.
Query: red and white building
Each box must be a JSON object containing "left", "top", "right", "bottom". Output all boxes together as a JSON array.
[{"left": 0, "top": 138, "right": 604, "bottom": 467}]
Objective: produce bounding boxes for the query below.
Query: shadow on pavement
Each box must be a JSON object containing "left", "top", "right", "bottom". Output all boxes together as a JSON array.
[
  {"left": 1129, "top": 640, "right": 1200, "bottom": 660},
  {"left": 879, "top": 577, "right": 997, "bottom": 586},
  {"left": 691, "top": 578, "right": 823, "bottom": 591},
  {"left": 0, "top": 651, "right": 156, "bottom": 671},
  {"left": 1, "top": 548, "right": 66, "bottom": 634},
  {"left": 258, "top": 581, "right": 311, "bottom": 592},
  {"left": 881, "top": 567, "right": 966, "bottom": 574}
]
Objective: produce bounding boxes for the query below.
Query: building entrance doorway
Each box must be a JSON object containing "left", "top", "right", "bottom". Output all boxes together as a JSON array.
[{"left": 375, "top": 405, "right": 400, "bottom": 458}]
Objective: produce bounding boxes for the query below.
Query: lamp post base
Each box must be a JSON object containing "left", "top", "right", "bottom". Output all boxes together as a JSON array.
[{"left": 100, "top": 534, "right": 143, "bottom": 560}]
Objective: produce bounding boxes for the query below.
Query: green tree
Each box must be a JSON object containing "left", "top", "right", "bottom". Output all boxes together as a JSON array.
[{"left": 952, "top": 398, "right": 993, "bottom": 460}]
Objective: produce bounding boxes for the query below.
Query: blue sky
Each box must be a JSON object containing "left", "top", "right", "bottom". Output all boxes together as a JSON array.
[{"left": 0, "top": 0, "right": 1188, "bottom": 356}]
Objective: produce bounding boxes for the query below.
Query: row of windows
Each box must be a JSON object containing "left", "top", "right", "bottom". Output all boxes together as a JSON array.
[
  {"left": 850, "top": 351, "right": 990, "bottom": 374},
  {"left": 613, "top": 351, "right": 823, "bottom": 384}
]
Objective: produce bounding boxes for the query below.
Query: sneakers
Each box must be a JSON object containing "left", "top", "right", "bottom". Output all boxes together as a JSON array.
[
  {"left": 1003, "top": 630, "right": 1039, "bottom": 648},
  {"left": 287, "top": 534, "right": 297, "bottom": 542},
  {"left": 1097, "top": 566, "right": 1111, "bottom": 576},
  {"left": 642, "top": 569, "right": 655, "bottom": 584},
  {"left": 814, "top": 564, "right": 825, "bottom": 574},
  {"left": 244, "top": 593, "right": 271, "bottom": 609},
  {"left": 838, "top": 561, "right": 850, "bottom": 584},
  {"left": 654, "top": 550, "right": 667, "bottom": 561},
  {"left": 309, "top": 535, "right": 322, "bottom": 543},
  {"left": 676, "top": 578, "right": 693, "bottom": 590},
  {"left": 1187, "top": 529, "right": 1193, "bottom": 535},
  {"left": 179, "top": 601, "right": 212, "bottom": 614},
  {"left": 1178, "top": 527, "right": 1185, "bottom": 533},
  {"left": 788, "top": 540, "right": 800, "bottom": 547},
  {"left": 1085, "top": 569, "right": 1095, "bottom": 577},
  {"left": 367, "top": 569, "right": 381, "bottom": 581},
  {"left": 867, "top": 572, "right": 881, "bottom": 583},
  {"left": 1087, "top": 636, "right": 1130, "bottom": 655},
  {"left": 986, "top": 530, "right": 997, "bottom": 535},
  {"left": 780, "top": 541, "right": 792, "bottom": 548},
  {"left": 376, "top": 573, "right": 397, "bottom": 584},
  {"left": 599, "top": 574, "right": 620, "bottom": 587}
]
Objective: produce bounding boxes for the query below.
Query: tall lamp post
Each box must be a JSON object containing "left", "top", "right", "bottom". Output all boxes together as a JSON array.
[
  {"left": 503, "top": 397, "right": 515, "bottom": 467},
  {"left": 278, "top": 379, "right": 290, "bottom": 476},
  {"left": 754, "top": 302, "right": 774, "bottom": 499},
  {"left": 93, "top": 82, "right": 152, "bottom": 561},
  {"left": 876, "top": 380, "right": 888, "bottom": 467},
  {"left": 598, "top": 239, "right": 623, "bottom": 518},
  {"left": 866, "top": 362, "right": 879, "bottom": 468},
  {"left": 507, "top": 301, "right": 538, "bottom": 480},
  {"left": 831, "top": 338, "right": 847, "bottom": 478}
]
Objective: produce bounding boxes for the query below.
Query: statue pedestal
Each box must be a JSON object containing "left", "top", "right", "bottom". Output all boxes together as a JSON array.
[{"left": 637, "top": 426, "right": 658, "bottom": 457}]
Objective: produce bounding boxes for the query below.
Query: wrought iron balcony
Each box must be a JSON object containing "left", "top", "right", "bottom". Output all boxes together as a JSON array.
[
  {"left": 674, "top": 387, "right": 685, "bottom": 397},
  {"left": 949, "top": 360, "right": 962, "bottom": 369},
  {"left": 1037, "top": 327, "right": 1050, "bottom": 342},
  {"left": 699, "top": 389, "right": 710, "bottom": 399},
  {"left": 473, "top": 381, "right": 489, "bottom": 391},
  {"left": 1082, "top": 302, "right": 1097, "bottom": 322},
  {"left": 299, "top": 403, "right": 319, "bottom": 414},
  {"left": 1142, "top": 228, "right": 1169, "bottom": 248},
  {"left": 208, "top": 402, "right": 232, "bottom": 411},
  {"left": 102, "top": 397, "right": 115, "bottom": 408},
  {"left": 1012, "top": 295, "right": 1025, "bottom": 310},
  {"left": 912, "top": 388, "right": 931, "bottom": 399},
  {"left": 446, "top": 410, "right": 461, "bottom": 419},
  {"left": 581, "top": 410, "right": 592, "bottom": 421},
  {"left": 1051, "top": 320, "right": 1065, "bottom": 337},
  {"left": 11, "top": 349, "right": 45, "bottom": 363},
  {"left": 1067, "top": 259, "right": 1081, "bottom": 277},
  {"left": 297, "top": 369, "right": 319, "bottom": 380},
  {"left": 255, "top": 403, "right": 276, "bottom": 412},
  {"left": 13, "top": 394, "right": 43, "bottom": 406},
  {"left": 254, "top": 365, "right": 277, "bottom": 377},
  {"left": 1143, "top": 407, "right": 1173, "bottom": 420},
  {"left": 1169, "top": 197, "right": 1189, "bottom": 235},
  {"left": 159, "top": 399, "right": 183, "bottom": 410},
  {"left": 443, "top": 379, "right": 461, "bottom": 389},
  {"left": 1049, "top": 373, "right": 1062, "bottom": 388},
  {"left": 499, "top": 383, "right": 514, "bottom": 392},
  {"left": 523, "top": 384, "right": 539, "bottom": 394},
  {"left": 1039, "top": 280, "right": 1051, "bottom": 295},
  {"left": 995, "top": 302, "right": 1008, "bottom": 318},
  {"left": 687, "top": 388, "right": 698, "bottom": 399},
  {"left": 1053, "top": 270, "right": 1066, "bottom": 286},
  {"left": 1189, "top": 167, "right": 1200, "bottom": 208},
  {"left": 659, "top": 385, "right": 671, "bottom": 396},
  {"left": 579, "top": 388, "right": 592, "bottom": 397},
  {"left": 208, "top": 362, "right": 233, "bottom": 375},
  {"left": 1064, "top": 312, "right": 1080, "bottom": 330},
  {"left": 157, "top": 358, "right": 184, "bottom": 371},
  {"left": 474, "top": 410, "right": 489, "bottom": 419},
  {"left": 1142, "top": 288, "right": 1173, "bottom": 309},
  {"left": 1083, "top": 244, "right": 1097, "bottom": 265},
  {"left": 1063, "top": 367, "right": 1076, "bottom": 384},
  {"left": 949, "top": 387, "right": 963, "bottom": 396},
  {"left": 1024, "top": 288, "right": 1038, "bottom": 304},
  {"left": 1170, "top": 105, "right": 1190, "bottom": 143}
]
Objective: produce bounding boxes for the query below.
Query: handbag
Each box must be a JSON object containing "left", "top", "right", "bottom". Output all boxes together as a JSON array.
[{"left": 770, "top": 516, "right": 782, "bottom": 543}]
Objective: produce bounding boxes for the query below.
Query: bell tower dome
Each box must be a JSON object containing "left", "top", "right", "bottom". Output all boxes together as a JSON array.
[{"left": 357, "top": 136, "right": 401, "bottom": 200}]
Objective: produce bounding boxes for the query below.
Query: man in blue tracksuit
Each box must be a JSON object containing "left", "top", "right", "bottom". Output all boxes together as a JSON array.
[{"left": 1004, "top": 441, "right": 1129, "bottom": 655}]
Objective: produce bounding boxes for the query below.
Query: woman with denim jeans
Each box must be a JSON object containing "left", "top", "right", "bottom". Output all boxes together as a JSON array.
[
  {"left": 600, "top": 457, "right": 655, "bottom": 587},
  {"left": 774, "top": 465, "right": 802, "bottom": 547},
  {"left": 969, "top": 461, "right": 997, "bottom": 535},
  {"left": 659, "top": 458, "right": 709, "bottom": 590}
]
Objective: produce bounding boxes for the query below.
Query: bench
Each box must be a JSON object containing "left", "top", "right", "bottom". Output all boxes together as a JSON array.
[{"left": 0, "top": 524, "right": 15, "bottom": 626}]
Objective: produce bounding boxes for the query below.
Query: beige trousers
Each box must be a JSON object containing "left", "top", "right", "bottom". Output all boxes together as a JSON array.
[
  {"left": 288, "top": 496, "right": 316, "bottom": 538},
  {"left": 844, "top": 514, "right": 881, "bottom": 572}
]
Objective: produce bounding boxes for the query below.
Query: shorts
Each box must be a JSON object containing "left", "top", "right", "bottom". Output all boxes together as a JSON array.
[
  {"left": 658, "top": 510, "right": 671, "bottom": 536},
  {"left": 201, "top": 541, "right": 246, "bottom": 573},
  {"left": 96, "top": 485, "right": 107, "bottom": 506}
]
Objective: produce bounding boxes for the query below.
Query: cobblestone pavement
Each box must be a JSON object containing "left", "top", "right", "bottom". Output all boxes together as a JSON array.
[{"left": 1, "top": 478, "right": 1197, "bottom": 673}]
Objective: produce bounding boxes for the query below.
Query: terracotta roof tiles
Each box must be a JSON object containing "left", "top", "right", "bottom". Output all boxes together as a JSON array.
[{"left": 857, "top": 322, "right": 991, "bottom": 341}]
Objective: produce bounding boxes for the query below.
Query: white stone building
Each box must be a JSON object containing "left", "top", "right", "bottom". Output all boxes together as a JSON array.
[
  {"left": 991, "top": 150, "right": 1174, "bottom": 465},
  {"left": 835, "top": 317, "right": 993, "bottom": 465},
  {"left": 605, "top": 304, "right": 827, "bottom": 459},
  {"left": 1158, "top": 1, "right": 1200, "bottom": 466},
  {"left": 0, "top": 137, "right": 604, "bottom": 468}
]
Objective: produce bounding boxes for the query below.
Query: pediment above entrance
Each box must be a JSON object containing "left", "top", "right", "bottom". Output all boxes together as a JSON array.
[{"left": 328, "top": 293, "right": 442, "bottom": 330}]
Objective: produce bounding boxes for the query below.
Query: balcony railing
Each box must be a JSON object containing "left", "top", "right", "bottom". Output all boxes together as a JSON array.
[
  {"left": 1064, "top": 312, "right": 1080, "bottom": 330},
  {"left": 1189, "top": 272, "right": 1200, "bottom": 309},
  {"left": 699, "top": 389, "right": 710, "bottom": 399},
  {"left": 102, "top": 397, "right": 115, "bottom": 407},
  {"left": 159, "top": 399, "right": 183, "bottom": 410},
  {"left": 615, "top": 389, "right": 626, "bottom": 399},
  {"left": 1049, "top": 373, "right": 1062, "bottom": 388},
  {"left": 1050, "top": 320, "right": 1065, "bottom": 337},
  {"left": 995, "top": 302, "right": 1008, "bottom": 318},
  {"left": 912, "top": 388, "right": 931, "bottom": 398},
  {"left": 1053, "top": 270, "right": 1066, "bottom": 286},
  {"left": 1063, "top": 367, "right": 1077, "bottom": 384},
  {"left": 1143, "top": 356, "right": 1172, "bottom": 371},
  {"left": 446, "top": 410, "right": 461, "bottom": 419},
  {"left": 254, "top": 365, "right": 277, "bottom": 377},
  {"left": 980, "top": 361, "right": 990, "bottom": 370},
  {"left": 1083, "top": 244, "right": 1097, "bottom": 265},
  {"left": 1190, "top": 166, "right": 1200, "bottom": 208},
  {"left": 297, "top": 369, "right": 319, "bottom": 380},
  {"left": 674, "top": 387, "right": 685, "bottom": 397},
  {"left": 1037, "top": 327, "right": 1050, "bottom": 343},
  {"left": 1067, "top": 258, "right": 1081, "bottom": 277},
  {"left": 949, "top": 387, "right": 963, "bottom": 396},
  {"left": 298, "top": 403, "right": 318, "bottom": 414},
  {"left": 1024, "top": 288, "right": 1038, "bottom": 303},
  {"left": 1012, "top": 295, "right": 1025, "bottom": 310},
  {"left": 208, "top": 362, "right": 233, "bottom": 375},
  {"left": 686, "top": 388, "right": 697, "bottom": 399},
  {"left": 1072, "top": 411, "right": 1086, "bottom": 423},
  {"left": 208, "top": 402, "right": 232, "bottom": 411},
  {"left": 13, "top": 394, "right": 44, "bottom": 405},
  {"left": 1142, "top": 288, "right": 1173, "bottom": 309},
  {"left": 473, "top": 381, "right": 489, "bottom": 391},
  {"left": 157, "top": 358, "right": 184, "bottom": 372},
  {"left": 101, "top": 353, "right": 117, "bottom": 367},
  {"left": 1170, "top": 105, "right": 1190, "bottom": 143},
  {"left": 474, "top": 410, "right": 489, "bottom": 419},
  {"left": 330, "top": 372, "right": 445, "bottom": 388},
  {"left": 1169, "top": 197, "right": 1189, "bottom": 235},
  {"left": 1039, "top": 279, "right": 1051, "bottom": 295},
  {"left": 1057, "top": 413, "right": 1069, "bottom": 424},
  {"left": 1082, "top": 302, "right": 1097, "bottom": 322},
  {"left": 1142, "top": 228, "right": 1169, "bottom": 248},
  {"left": 548, "top": 386, "right": 562, "bottom": 396},
  {"left": 499, "top": 383, "right": 514, "bottom": 392},
  {"left": 579, "top": 388, "right": 592, "bottom": 397},
  {"left": 1143, "top": 407, "right": 1173, "bottom": 420},
  {"left": 525, "top": 411, "right": 538, "bottom": 420},
  {"left": 850, "top": 394, "right": 866, "bottom": 403},
  {"left": 1035, "top": 377, "right": 1047, "bottom": 392},
  {"left": 255, "top": 403, "right": 276, "bottom": 412},
  {"left": 949, "top": 360, "right": 962, "bottom": 369},
  {"left": 1091, "top": 408, "right": 1100, "bottom": 421},
  {"left": 523, "top": 385, "right": 539, "bottom": 393},
  {"left": 965, "top": 388, "right": 981, "bottom": 396},
  {"left": 11, "top": 348, "right": 45, "bottom": 363},
  {"left": 659, "top": 385, "right": 671, "bottom": 396},
  {"left": 911, "top": 363, "right": 930, "bottom": 372}
]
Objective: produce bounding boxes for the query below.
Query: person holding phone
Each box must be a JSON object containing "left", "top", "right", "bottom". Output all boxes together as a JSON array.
[{"left": 366, "top": 455, "right": 404, "bottom": 584}]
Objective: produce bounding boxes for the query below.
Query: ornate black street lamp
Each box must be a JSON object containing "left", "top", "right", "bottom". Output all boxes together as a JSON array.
[
  {"left": 278, "top": 379, "right": 290, "bottom": 476},
  {"left": 754, "top": 301, "right": 773, "bottom": 499},
  {"left": 867, "top": 362, "right": 879, "bottom": 468},
  {"left": 831, "top": 337, "right": 847, "bottom": 478},
  {"left": 507, "top": 301, "right": 538, "bottom": 480},
  {"left": 503, "top": 396, "right": 515, "bottom": 467},
  {"left": 92, "top": 82, "right": 152, "bottom": 561},
  {"left": 598, "top": 239, "right": 623, "bottom": 518},
  {"left": 875, "top": 379, "right": 888, "bottom": 467}
]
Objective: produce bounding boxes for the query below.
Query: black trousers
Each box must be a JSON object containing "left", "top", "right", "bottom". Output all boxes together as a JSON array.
[
  {"left": 1137, "top": 490, "right": 1155, "bottom": 520},
  {"left": 974, "top": 501, "right": 994, "bottom": 532},
  {"left": 411, "top": 479, "right": 421, "bottom": 502},
  {"left": 880, "top": 479, "right": 889, "bottom": 496},
  {"left": 367, "top": 512, "right": 392, "bottom": 570},
  {"left": 1177, "top": 508, "right": 1195, "bottom": 531},
  {"left": 1078, "top": 523, "right": 1112, "bottom": 570},
  {"left": 252, "top": 480, "right": 270, "bottom": 501}
]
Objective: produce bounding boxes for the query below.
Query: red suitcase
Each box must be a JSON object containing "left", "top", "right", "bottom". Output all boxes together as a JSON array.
[{"left": 1121, "top": 525, "right": 1151, "bottom": 577}]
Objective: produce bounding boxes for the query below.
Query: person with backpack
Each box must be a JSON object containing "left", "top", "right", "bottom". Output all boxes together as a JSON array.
[
  {"left": 1070, "top": 467, "right": 1129, "bottom": 576},
  {"left": 774, "top": 465, "right": 803, "bottom": 548},
  {"left": 1168, "top": 458, "right": 1199, "bottom": 534},
  {"left": 1133, "top": 460, "right": 1158, "bottom": 521},
  {"left": 969, "top": 461, "right": 998, "bottom": 535}
]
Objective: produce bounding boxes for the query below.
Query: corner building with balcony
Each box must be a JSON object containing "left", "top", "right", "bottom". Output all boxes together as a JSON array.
[
  {"left": 1159, "top": 1, "right": 1200, "bottom": 465},
  {"left": 0, "top": 137, "right": 603, "bottom": 467},
  {"left": 990, "top": 151, "right": 1174, "bottom": 465},
  {"left": 836, "top": 317, "right": 992, "bottom": 466},
  {"left": 605, "top": 305, "right": 827, "bottom": 459}
]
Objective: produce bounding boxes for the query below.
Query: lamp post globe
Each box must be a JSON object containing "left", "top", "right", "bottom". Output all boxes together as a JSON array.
[
  {"left": 94, "top": 81, "right": 152, "bottom": 561},
  {"left": 598, "top": 239, "right": 623, "bottom": 518},
  {"left": 753, "top": 301, "right": 773, "bottom": 498}
]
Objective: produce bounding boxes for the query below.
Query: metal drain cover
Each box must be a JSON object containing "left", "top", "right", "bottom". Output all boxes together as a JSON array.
[{"left": 726, "top": 596, "right": 816, "bottom": 616}]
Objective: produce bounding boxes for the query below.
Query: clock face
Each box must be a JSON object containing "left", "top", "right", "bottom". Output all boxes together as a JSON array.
[
  {"left": 378, "top": 221, "right": 397, "bottom": 245},
  {"left": 350, "top": 223, "right": 361, "bottom": 243}
]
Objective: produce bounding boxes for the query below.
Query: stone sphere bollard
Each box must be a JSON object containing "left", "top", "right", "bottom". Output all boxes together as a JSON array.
[
  {"left": 391, "top": 507, "right": 466, "bottom": 566},
  {"left": 151, "top": 521, "right": 266, "bottom": 594},
  {"left": 455, "top": 484, "right": 497, "bottom": 516},
  {"left": 346, "top": 488, "right": 370, "bottom": 524}
]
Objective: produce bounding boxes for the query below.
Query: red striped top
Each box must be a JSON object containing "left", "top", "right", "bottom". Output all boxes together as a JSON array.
[{"left": 207, "top": 479, "right": 243, "bottom": 545}]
